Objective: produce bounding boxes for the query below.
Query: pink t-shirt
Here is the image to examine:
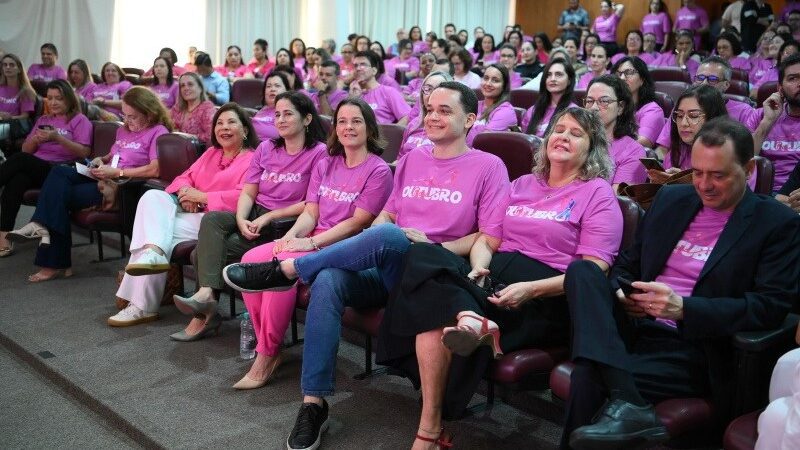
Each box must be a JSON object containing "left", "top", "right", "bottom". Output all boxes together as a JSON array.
[
  {"left": 399, "top": 115, "right": 432, "bottom": 160},
  {"left": 306, "top": 153, "right": 393, "bottom": 230},
  {"left": 611, "top": 52, "right": 658, "bottom": 66},
  {"left": 252, "top": 106, "right": 278, "bottom": 141},
  {"left": 577, "top": 70, "right": 608, "bottom": 90},
  {"left": 75, "top": 82, "right": 96, "bottom": 100},
  {"left": 455, "top": 71, "right": 482, "bottom": 89},
  {"left": 88, "top": 81, "right": 133, "bottom": 116},
  {"left": 654, "top": 53, "right": 699, "bottom": 79},
  {"left": 752, "top": 107, "right": 800, "bottom": 190},
  {"left": 404, "top": 77, "right": 423, "bottom": 97},
  {"left": 384, "top": 147, "right": 510, "bottom": 242},
  {"left": 674, "top": 6, "right": 709, "bottom": 49},
  {"left": 636, "top": 101, "right": 666, "bottom": 145},
  {"left": 169, "top": 100, "right": 216, "bottom": 144},
  {"left": 753, "top": 67, "right": 778, "bottom": 90},
  {"left": 749, "top": 58, "right": 775, "bottom": 88},
  {"left": 385, "top": 56, "right": 420, "bottom": 81},
  {"left": 244, "top": 140, "right": 328, "bottom": 210},
  {"left": 509, "top": 71, "right": 523, "bottom": 89},
  {"left": 466, "top": 101, "right": 518, "bottom": 146},
  {"left": 594, "top": 13, "right": 621, "bottom": 42},
  {"left": 0, "top": 85, "right": 35, "bottom": 116},
  {"left": 27, "top": 64, "right": 67, "bottom": 82},
  {"left": 729, "top": 56, "right": 752, "bottom": 72},
  {"left": 726, "top": 99, "right": 759, "bottom": 131},
  {"left": 498, "top": 175, "right": 622, "bottom": 271},
  {"left": 215, "top": 65, "right": 250, "bottom": 79},
  {"left": 610, "top": 135, "right": 647, "bottom": 185},
  {"left": 521, "top": 102, "right": 578, "bottom": 137},
  {"left": 361, "top": 84, "right": 411, "bottom": 124},
  {"left": 108, "top": 124, "right": 169, "bottom": 169},
  {"left": 303, "top": 89, "right": 348, "bottom": 113},
  {"left": 641, "top": 12, "right": 671, "bottom": 45},
  {"left": 165, "top": 147, "right": 255, "bottom": 211},
  {"left": 480, "top": 51, "right": 500, "bottom": 66},
  {"left": 412, "top": 41, "right": 430, "bottom": 55},
  {"left": 246, "top": 59, "right": 276, "bottom": 79},
  {"left": 149, "top": 83, "right": 179, "bottom": 109},
  {"left": 655, "top": 206, "right": 730, "bottom": 327},
  {"left": 26, "top": 113, "right": 92, "bottom": 163},
  {"left": 377, "top": 73, "right": 403, "bottom": 92}
]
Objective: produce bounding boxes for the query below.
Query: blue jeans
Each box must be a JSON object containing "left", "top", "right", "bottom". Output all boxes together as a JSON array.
[{"left": 294, "top": 223, "right": 412, "bottom": 397}]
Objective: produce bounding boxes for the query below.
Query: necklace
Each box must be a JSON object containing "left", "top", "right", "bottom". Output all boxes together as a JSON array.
[{"left": 218, "top": 148, "right": 241, "bottom": 170}]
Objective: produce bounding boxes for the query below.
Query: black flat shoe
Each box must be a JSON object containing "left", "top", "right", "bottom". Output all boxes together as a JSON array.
[
  {"left": 569, "top": 399, "right": 668, "bottom": 450},
  {"left": 222, "top": 257, "right": 296, "bottom": 293}
]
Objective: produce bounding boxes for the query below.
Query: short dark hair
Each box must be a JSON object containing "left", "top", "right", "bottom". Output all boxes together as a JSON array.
[
  {"left": 399, "top": 38, "right": 413, "bottom": 51},
  {"left": 194, "top": 52, "right": 213, "bottom": 68},
  {"left": 41, "top": 43, "right": 58, "bottom": 56},
  {"left": 159, "top": 47, "right": 178, "bottom": 64},
  {"left": 46, "top": 79, "right": 80, "bottom": 119},
  {"left": 699, "top": 55, "right": 733, "bottom": 81},
  {"left": 694, "top": 117, "right": 754, "bottom": 166},
  {"left": 588, "top": 74, "right": 638, "bottom": 139},
  {"left": 434, "top": 81, "right": 478, "bottom": 115},
  {"left": 716, "top": 32, "right": 743, "bottom": 56},
  {"left": 610, "top": 56, "right": 657, "bottom": 109},
  {"left": 354, "top": 50, "right": 380, "bottom": 69},
  {"left": 263, "top": 71, "right": 292, "bottom": 105},
  {"left": 499, "top": 43, "right": 517, "bottom": 56},
  {"left": 445, "top": 23, "right": 456, "bottom": 31},
  {"left": 254, "top": 39, "right": 268, "bottom": 51},
  {"left": 434, "top": 38, "right": 450, "bottom": 53},
  {"left": 434, "top": 58, "right": 455, "bottom": 75},
  {"left": 779, "top": 52, "right": 800, "bottom": 84},
  {"left": 320, "top": 60, "right": 341, "bottom": 76},
  {"left": 210, "top": 102, "right": 260, "bottom": 149},
  {"left": 326, "top": 98, "right": 385, "bottom": 157},
  {"left": 272, "top": 91, "right": 328, "bottom": 150},
  {"left": 779, "top": 40, "right": 800, "bottom": 65}
]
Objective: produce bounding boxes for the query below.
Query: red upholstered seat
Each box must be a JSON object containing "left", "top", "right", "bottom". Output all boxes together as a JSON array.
[
  {"left": 650, "top": 67, "right": 691, "bottom": 83},
  {"left": 727, "top": 80, "right": 750, "bottom": 97},
  {"left": 653, "top": 91, "right": 674, "bottom": 117},
  {"left": 756, "top": 81, "right": 778, "bottom": 106},
  {"left": 379, "top": 123, "right": 405, "bottom": 163},
  {"left": 655, "top": 81, "right": 691, "bottom": 104},
  {"left": 753, "top": 156, "right": 774, "bottom": 195},
  {"left": 723, "top": 410, "right": 760, "bottom": 450},
  {"left": 231, "top": 78, "right": 265, "bottom": 109},
  {"left": 171, "top": 240, "right": 196, "bottom": 265},
  {"left": 471, "top": 131, "right": 540, "bottom": 181},
  {"left": 509, "top": 89, "right": 538, "bottom": 109},
  {"left": 731, "top": 68, "right": 749, "bottom": 84}
]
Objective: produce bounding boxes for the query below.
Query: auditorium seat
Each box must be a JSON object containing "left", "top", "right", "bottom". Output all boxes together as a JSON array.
[
  {"left": 144, "top": 132, "right": 202, "bottom": 190},
  {"left": 727, "top": 80, "right": 750, "bottom": 98},
  {"left": 572, "top": 90, "right": 587, "bottom": 107},
  {"left": 756, "top": 81, "right": 778, "bottom": 106},
  {"left": 731, "top": 68, "right": 749, "bottom": 84},
  {"left": 473, "top": 88, "right": 484, "bottom": 100},
  {"left": 30, "top": 79, "right": 48, "bottom": 97},
  {"left": 653, "top": 91, "right": 674, "bottom": 117},
  {"left": 472, "top": 131, "right": 540, "bottom": 181},
  {"left": 509, "top": 89, "right": 538, "bottom": 109},
  {"left": 650, "top": 67, "right": 692, "bottom": 83},
  {"left": 379, "top": 123, "right": 405, "bottom": 163},
  {"left": 319, "top": 115, "right": 332, "bottom": 136},
  {"left": 485, "top": 196, "right": 643, "bottom": 404},
  {"left": 724, "top": 94, "right": 756, "bottom": 107},
  {"left": 122, "top": 67, "right": 145, "bottom": 76},
  {"left": 753, "top": 156, "right": 774, "bottom": 195},
  {"left": 723, "top": 410, "right": 760, "bottom": 450},
  {"left": 655, "top": 81, "right": 690, "bottom": 104},
  {"left": 512, "top": 107, "right": 525, "bottom": 129},
  {"left": 230, "top": 78, "right": 265, "bottom": 109}
]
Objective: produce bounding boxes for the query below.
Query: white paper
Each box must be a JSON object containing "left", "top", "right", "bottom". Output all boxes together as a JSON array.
[
  {"left": 75, "top": 162, "right": 98, "bottom": 180},
  {"left": 111, "top": 154, "right": 120, "bottom": 168}
]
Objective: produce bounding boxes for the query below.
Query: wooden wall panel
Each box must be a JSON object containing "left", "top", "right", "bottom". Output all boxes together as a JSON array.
[{"left": 515, "top": 0, "right": 790, "bottom": 43}]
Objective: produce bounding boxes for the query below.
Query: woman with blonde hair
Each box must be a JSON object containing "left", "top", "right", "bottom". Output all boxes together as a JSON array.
[
  {"left": 0, "top": 53, "right": 37, "bottom": 142},
  {"left": 169, "top": 72, "right": 216, "bottom": 144}
]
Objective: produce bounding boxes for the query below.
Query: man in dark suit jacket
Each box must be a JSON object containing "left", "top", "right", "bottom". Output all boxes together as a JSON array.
[{"left": 561, "top": 117, "right": 800, "bottom": 449}]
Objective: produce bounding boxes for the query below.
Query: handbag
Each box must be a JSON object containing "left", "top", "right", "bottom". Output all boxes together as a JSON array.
[{"left": 620, "top": 169, "right": 693, "bottom": 210}]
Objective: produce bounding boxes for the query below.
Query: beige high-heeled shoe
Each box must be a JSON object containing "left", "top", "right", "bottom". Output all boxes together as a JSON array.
[{"left": 233, "top": 354, "right": 283, "bottom": 390}]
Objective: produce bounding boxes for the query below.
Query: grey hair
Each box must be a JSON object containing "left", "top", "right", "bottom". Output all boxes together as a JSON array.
[
  {"left": 549, "top": 47, "right": 571, "bottom": 62},
  {"left": 533, "top": 106, "right": 614, "bottom": 181}
]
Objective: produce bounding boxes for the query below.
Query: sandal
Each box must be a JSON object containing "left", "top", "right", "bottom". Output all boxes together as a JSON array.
[
  {"left": 28, "top": 268, "right": 73, "bottom": 283},
  {"left": 415, "top": 428, "right": 453, "bottom": 449},
  {"left": 442, "top": 312, "right": 503, "bottom": 359},
  {"left": 8, "top": 222, "right": 50, "bottom": 246},
  {"left": 0, "top": 241, "right": 14, "bottom": 257}
]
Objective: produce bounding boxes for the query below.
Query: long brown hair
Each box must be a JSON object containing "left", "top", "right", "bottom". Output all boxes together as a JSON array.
[
  {"left": 326, "top": 98, "right": 385, "bottom": 157},
  {"left": 0, "top": 54, "right": 36, "bottom": 102},
  {"left": 122, "top": 86, "right": 175, "bottom": 131}
]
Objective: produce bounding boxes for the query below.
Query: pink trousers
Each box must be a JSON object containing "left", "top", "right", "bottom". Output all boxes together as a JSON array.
[{"left": 240, "top": 241, "right": 311, "bottom": 356}]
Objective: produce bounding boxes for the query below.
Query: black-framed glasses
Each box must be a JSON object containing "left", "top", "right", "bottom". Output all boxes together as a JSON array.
[
  {"left": 672, "top": 110, "right": 706, "bottom": 124},
  {"left": 615, "top": 68, "right": 637, "bottom": 78},
  {"left": 694, "top": 74, "right": 724, "bottom": 84},
  {"left": 583, "top": 97, "right": 619, "bottom": 109}
]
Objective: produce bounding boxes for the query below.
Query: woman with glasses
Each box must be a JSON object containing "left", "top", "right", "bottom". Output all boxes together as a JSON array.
[
  {"left": 611, "top": 56, "right": 664, "bottom": 148},
  {"left": 498, "top": 44, "right": 523, "bottom": 88},
  {"left": 398, "top": 71, "right": 452, "bottom": 160},
  {"left": 338, "top": 43, "right": 356, "bottom": 85},
  {"left": 585, "top": 75, "right": 647, "bottom": 190},
  {"left": 651, "top": 85, "right": 728, "bottom": 182},
  {"left": 385, "top": 39, "right": 420, "bottom": 82},
  {"left": 715, "top": 32, "right": 751, "bottom": 72},
  {"left": 466, "top": 64, "right": 517, "bottom": 146},
  {"left": 611, "top": 30, "right": 657, "bottom": 66},
  {"left": 450, "top": 49, "right": 481, "bottom": 89},
  {"left": 522, "top": 58, "right": 577, "bottom": 137}
]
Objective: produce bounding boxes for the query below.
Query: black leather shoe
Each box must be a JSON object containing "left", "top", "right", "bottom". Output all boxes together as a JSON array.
[
  {"left": 222, "top": 257, "right": 295, "bottom": 293},
  {"left": 287, "top": 399, "right": 329, "bottom": 450},
  {"left": 569, "top": 399, "right": 668, "bottom": 450}
]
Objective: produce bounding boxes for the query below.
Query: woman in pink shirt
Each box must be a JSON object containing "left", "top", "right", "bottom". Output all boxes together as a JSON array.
[
  {"left": 0, "top": 80, "right": 92, "bottom": 257},
  {"left": 378, "top": 107, "right": 623, "bottom": 446},
  {"left": 107, "top": 103, "right": 257, "bottom": 327},
  {"left": 715, "top": 32, "right": 751, "bottom": 73},
  {"left": 451, "top": 49, "right": 482, "bottom": 89},
  {"left": 274, "top": 48, "right": 304, "bottom": 89},
  {"left": 88, "top": 62, "right": 133, "bottom": 120},
  {"left": 399, "top": 71, "right": 452, "bottom": 160},
  {"left": 246, "top": 39, "right": 275, "bottom": 80},
  {"left": 409, "top": 26, "right": 428, "bottom": 55},
  {"left": 9, "top": 87, "right": 173, "bottom": 282},
  {"left": 338, "top": 43, "right": 356, "bottom": 85},
  {"left": 523, "top": 58, "right": 577, "bottom": 137},
  {"left": 0, "top": 54, "right": 37, "bottom": 141},
  {"left": 66, "top": 59, "right": 95, "bottom": 101},
  {"left": 641, "top": 0, "right": 671, "bottom": 52},
  {"left": 289, "top": 38, "right": 307, "bottom": 76},
  {"left": 476, "top": 34, "right": 499, "bottom": 69},
  {"left": 611, "top": 30, "right": 657, "bottom": 66},
  {"left": 466, "top": 64, "right": 518, "bottom": 146},
  {"left": 612, "top": 56, "right": 664, "bottom": 148},
  {"left": 577, "top": 44, "right": 610, "bottom": 89},
  {"left": 171, "top": 92, "right": 329, "bottom": 340},
  {"left": 534, "top": 33, "right": 553, "bottom": 65},
  {"left": 253, "top": 71, "right": 290, "bottom": 141},
  {"left": 674, "top": 0, "right": 709, "bottom": 51},
  {"left": 226, "top": 98, "right": 393, "bottom": 388},
  {"left": 592, "top": 0, "right": 626, "bottom": 56},
  {"left": 169, "top": 72, "right": 216, "bottom": 144},
  {"left": 385, "top": 39, "right": 420, "bottom": 82},
  {"left": 216, "top": 45, "right": 250, "bottom": 81},
  {"left": 586, "top": 75, "right": 647, "bottom": 190},
  {"left": 148, "top": 57, "right": 179, "bottom": 109},
  {"left": 751, "top": 34, "right": 795, "bottom": 95},
  {"left": 498, "top": 44, "right": 524, "bottom": 89},
  {"left": 655, "top": 30, "right": 700, "bottom": 79}
]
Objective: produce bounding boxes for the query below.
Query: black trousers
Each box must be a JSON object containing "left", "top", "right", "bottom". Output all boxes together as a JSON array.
[
  {"left": 0, "top": 152, "right": 54, "bottom": 231},
  {"left": 560, "top": 260, "right": 711, "bottom": 448}
]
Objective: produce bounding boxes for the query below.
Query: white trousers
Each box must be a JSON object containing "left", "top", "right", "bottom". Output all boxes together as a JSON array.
[
  {"left": 116, "top": 190, "right": 203, "bottom": 312},
  {"left": 756, "top": 348, "right": 800, "bottom": 450}
]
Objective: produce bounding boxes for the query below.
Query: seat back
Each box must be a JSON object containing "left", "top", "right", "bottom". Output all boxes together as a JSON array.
[
  {"left": 723, "top": 93, "right": 756, "bottom": 107},
  {"left": 91, "top": 121, "right": 122, "bottom": 158},
  {"left": 726, "top": 80, "right": 749, "bottom": 97},
  {"left": 231, "top": 78, "right": 265, "bottom": 109},
  {"left": 513, "top": 107, "right": 525, "bottom": 128},
  {"left": 731, "top": 68, "right": 749, "bottom": 84},
  {"left": 756, "top": 81, "right": 778, "bottom": 106},
  {"left": 655, "top": 81, "right": 691, "bottom": 103},
  {"left": 572, "top": 89, "right": 587, "bottom": 107},
  {"left": 379, "top": 123, "right": 405, "bottom": 163},
  {"left": 472, "top": 131, "right": 539, "bottom": 181},
  {"left": 319, "top": 115, "right": 333, "bottom": 137},
  {"left": 30, "top": 79, "right": 48, "bottom": 97},
  {"left": 509, "top": 89, "right": 538, "bottom": 109},
  {"left": 653, "top": 91, "right": 674, "bottom": 117},
  {"left": 123, "top": 67, "right": 145, "bottom": 76},
  {"left": 473, "top": 88, "right": 484, "bottom": 101},
  {"left": 91, "top": 73, "right": 103, "bottom": 84},
  {"left": 155, "top": 132, "right": 201, "bottom": 184},
  {"left": 753, "top": 155, "right": 774, "bottom": 195},
  {"left": 617, "top": 196, "right": 644, "bottom": 252},
  {"left": 650, "top": 67, "right": 692, "bottom": 83}
]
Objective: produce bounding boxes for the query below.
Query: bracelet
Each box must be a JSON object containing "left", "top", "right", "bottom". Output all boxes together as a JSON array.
[
  {"left": 119, "top": 169, "right": 124, "bottom": 178},
  {"left": 309, "top": 237, "right": 320, "bottom": 251}
]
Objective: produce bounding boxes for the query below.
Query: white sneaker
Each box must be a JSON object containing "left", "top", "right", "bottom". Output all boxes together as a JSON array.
[
  {"left": 107, "top": 304, "right": 158, "bottom": 327},
  {"left": 124, "top": 248, "right": 170, "bottom": 276}
]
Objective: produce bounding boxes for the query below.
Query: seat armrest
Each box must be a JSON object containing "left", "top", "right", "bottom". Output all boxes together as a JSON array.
[
  {"left": 733, "top": 314, "right": 799, "bottom": 352},
  {"left": 268, "top": 216, "right": 297, "bottom": 237},
  {"left": 143, "top": 179, "right": 169, "bottom": 191}
]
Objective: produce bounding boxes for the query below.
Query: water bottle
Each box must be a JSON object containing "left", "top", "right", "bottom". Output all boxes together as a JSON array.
[{"left": 239, "top": 312, "right": 256, "bottom": 360}]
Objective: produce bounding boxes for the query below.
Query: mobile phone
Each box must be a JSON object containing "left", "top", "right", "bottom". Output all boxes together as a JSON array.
[
  {"left": 616, "top": 276, "right": 639, "bottom": 297},
  {"left": 38, "top": 125, "right": 53, "bottom": 130},
  {"left": 639, "top": 158, "right": 664, "bottom": 171}
]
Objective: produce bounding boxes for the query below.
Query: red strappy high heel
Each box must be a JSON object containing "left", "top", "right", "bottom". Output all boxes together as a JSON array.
[
  {"left": 415, "top": 428, "right": 453, "bottom": 449},
  {"left": 441, "top": 312, "right": 503, "bottom": 359}
]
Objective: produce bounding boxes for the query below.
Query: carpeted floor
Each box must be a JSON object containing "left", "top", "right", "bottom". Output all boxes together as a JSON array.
[{"left": 0, "top": 206, "right": 563, "bottom": 449}]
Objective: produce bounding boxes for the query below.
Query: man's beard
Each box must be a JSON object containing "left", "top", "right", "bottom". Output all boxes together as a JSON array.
[{"left": 783, "top": 87, "right": 800, "bottom": 108}]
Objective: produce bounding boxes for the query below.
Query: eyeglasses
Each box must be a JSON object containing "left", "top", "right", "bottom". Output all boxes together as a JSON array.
[
  {"left": 615, "top": 69, "right": 637, "bottom": 78},
  {"left": 694, "top": 74, "right": 725, "bottom": 85},
  {"left": 583, "top": 97, "right": 619, "bottom": 109},
  {"left": 421, "top": 84, "right": 436, "bottom": 95},
  {"left": 672, "top": 110, "right": 706, "bottom": 124},
  {"left": 500, "top": 53, "right": 515, "bottom": 58},
  {"left": 341, "top": 50, "right": 353, "bottom": 54},
  {"left": 353, "top": 62, "right": 372, "bottom": 69}
]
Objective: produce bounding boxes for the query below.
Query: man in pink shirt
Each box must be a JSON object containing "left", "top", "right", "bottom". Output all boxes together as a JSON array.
[
  {"left": 304, "top": 61, "right": 348, "bottom": 116},
  {"left": 349, "top": 51, "right": 410, "bottom": 125},
  {"left": 563, "top": 117, "right": 800, "bottom": 449},
  {"left": 27, "top": 43, "right": 67, "bottom": 83},
  {"left": 223, "top": 81, "right": 510, "bottom": 450}
]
